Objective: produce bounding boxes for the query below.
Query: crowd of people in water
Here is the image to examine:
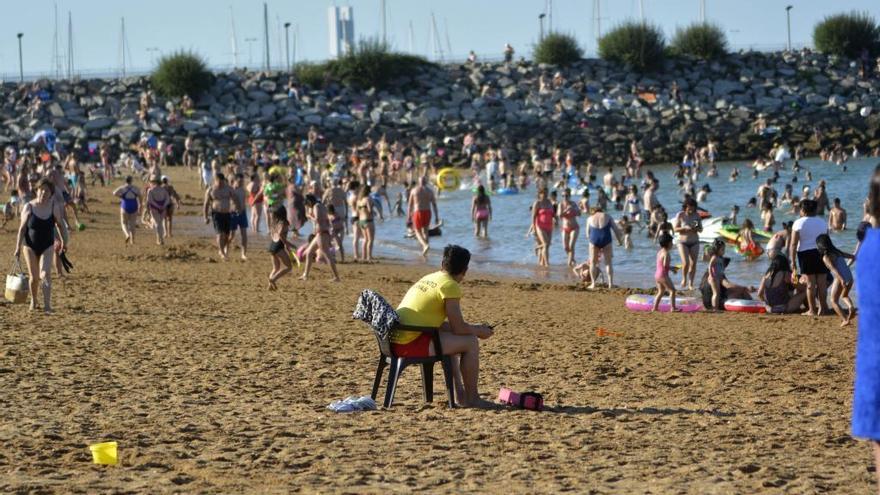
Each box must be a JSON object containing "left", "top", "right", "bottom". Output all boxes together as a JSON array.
[{"left": 2, "top": 129, "right": 879, "bottom": 324}]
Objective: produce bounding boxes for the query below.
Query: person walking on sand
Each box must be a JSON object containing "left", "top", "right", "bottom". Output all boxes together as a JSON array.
[
  {"left": 161, "top": 176, "right": 181, "bottom": 239},
  {"left": 266, "top": 206, "right": 296, "bottom": 290},
  {"left": 789, "top": 199, "right": 829, "bottom": 316},
  {"left": 652, "top": 233, "right": 678, "bottom": 312},
  {"left": 300, "top": 194, "right": 340, "bottom": 281},
  {"left": 203, "top": 173, "right": 242, "bottom": 261},
  {"left": 13, "top": 178, "right": 67, "bottom": 313},
  {"left": 817, "top": 234, "right": 856, "bottom": 326},
  {"left": 145, "top": 176, "right": 170, "bottom": 245},
  {"left": 113, "top": 176, "right": 141, "bottom": 245},
  {"left": 408, "top": 176, "right": 439, "bottom": 256},
  {"left": 392, "top": 245, "right": 494, "bottom": 408},
  {"left": 230, "top": 173, "right": 249, "bottom": 260}
]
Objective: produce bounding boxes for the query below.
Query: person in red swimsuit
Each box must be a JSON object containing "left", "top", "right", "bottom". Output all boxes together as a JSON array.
[
  {"left": 528, "top": 187, "right": 555, "bottom": 267},
  {"left": 557, "top": 187, "right": 580, "bottom": 266},
  {"left": 407, "top": 176, "right": 439, "bottom": 256}
]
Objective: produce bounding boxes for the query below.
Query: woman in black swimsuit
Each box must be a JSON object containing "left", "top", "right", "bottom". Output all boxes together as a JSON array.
[{"left": 13, "top": 178, "right": 67, "bottom": 313}]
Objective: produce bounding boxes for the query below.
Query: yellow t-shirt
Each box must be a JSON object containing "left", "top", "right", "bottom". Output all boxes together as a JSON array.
[{"left": 392, "top": 271, "right": 462, "bottom": 345}]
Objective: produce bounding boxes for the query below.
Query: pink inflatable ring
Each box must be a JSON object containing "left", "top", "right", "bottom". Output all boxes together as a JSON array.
[{"left": 625, "top": 294, "right": 702, "bottom": 313}]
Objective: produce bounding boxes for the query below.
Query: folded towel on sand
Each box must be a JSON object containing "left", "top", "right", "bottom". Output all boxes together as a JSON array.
[{"left": 327, "top": 396, "right": 377, "bottom": 413}]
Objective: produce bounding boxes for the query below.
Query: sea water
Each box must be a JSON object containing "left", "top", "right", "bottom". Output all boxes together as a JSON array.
[
  {"left": 190, "top": 157, "right": 875, "bottom": 289},
  {"left": 367, "top": 157, "right": 875, "bottom": 289}
]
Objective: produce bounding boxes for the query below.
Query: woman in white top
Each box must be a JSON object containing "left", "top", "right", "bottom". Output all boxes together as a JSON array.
[{"left": 789, "top": 199, "right": 829, "bottom": 316}]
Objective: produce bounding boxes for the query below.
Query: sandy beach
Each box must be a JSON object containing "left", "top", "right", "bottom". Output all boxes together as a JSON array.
[{"left": 0, "top": 169, "right": 873, "bottom": 493}]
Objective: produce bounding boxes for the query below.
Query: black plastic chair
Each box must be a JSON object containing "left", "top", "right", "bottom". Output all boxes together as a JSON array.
[{"left": 370, "top": 324, "right": 456, "bottom": 409}]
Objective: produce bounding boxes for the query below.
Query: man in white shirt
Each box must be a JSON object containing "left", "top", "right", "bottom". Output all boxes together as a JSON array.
[{"left": 790, "top": 199, "right": 829, "bottom": 316}]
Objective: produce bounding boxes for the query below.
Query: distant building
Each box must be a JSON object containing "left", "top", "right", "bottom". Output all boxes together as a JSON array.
[{"left": 328, "top": 6, "right": 354, "bottom": 58}]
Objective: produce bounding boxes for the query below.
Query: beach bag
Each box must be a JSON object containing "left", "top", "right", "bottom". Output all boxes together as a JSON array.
[{"left": 5, "top": 258, "right": 29, "bottom": 304}]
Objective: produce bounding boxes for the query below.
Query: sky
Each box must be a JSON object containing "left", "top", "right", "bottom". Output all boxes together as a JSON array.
[{"left": 0, "top": 0, "right": 878, "bottom": 79}]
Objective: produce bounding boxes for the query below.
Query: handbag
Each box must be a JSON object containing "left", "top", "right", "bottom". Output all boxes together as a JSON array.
[{"left": 5, "top": 257, "right": 29, "bottom": 304}]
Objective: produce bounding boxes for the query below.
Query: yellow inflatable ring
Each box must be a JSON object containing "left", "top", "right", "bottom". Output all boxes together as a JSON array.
[
  {"left": 436, "top": 168, "right": 461, "bottom": 191},
  {"left": 268, "top": 165, "right": 289, "bottom": 177}
]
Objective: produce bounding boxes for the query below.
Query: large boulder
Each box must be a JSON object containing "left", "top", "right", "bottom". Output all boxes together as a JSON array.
[
  {"left": 427, "top": 87, "right": 449, "bottom": 98},
  {"left": 755, "top": 96, "right": 783, "bottom": 110},
  {"left": 247, "top": 90, "right": 271, "bottom": 103},
  {"left": 46, "top": 102, "right": 65, "bottom": 118},
  {"left": 304, "top": 114, "right": 322, "bottom": 125},
  {"left": 83, "top": 117, "right": 115, "bottom": 131}
]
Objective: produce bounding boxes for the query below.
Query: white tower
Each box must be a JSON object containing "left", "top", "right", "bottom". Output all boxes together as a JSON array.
[{"left": 328, "top": 6, "right": 355, "bottom": 58}]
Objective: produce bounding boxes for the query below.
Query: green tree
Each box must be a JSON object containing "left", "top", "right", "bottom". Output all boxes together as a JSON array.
[
  {"left": 670, "top": 22, "right": 728, "bottom": 60},
  {"left": 813, "top": 11, "right": 880, "bottom": 58},
  {"left": 533, "top": 33, "right": 583, "bottom": 66},
  {"left": 598, "top": 21, "right": 666, "bottom": 71},
  {"left": 150, "top": 50, "right": 212, "bottom": 98}
]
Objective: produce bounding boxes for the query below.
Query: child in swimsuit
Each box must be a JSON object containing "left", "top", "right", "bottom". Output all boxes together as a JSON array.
[
  {"left": 472, "top": 185, "right": 492, "bottom": 238},
  {"left": 618, "top": 216, "right": 633, "bottom": 250},
  {"left": 707, "top": 241, "right": 728, "bottom": 311},
  {"left": 737, "top": 219, "right": 760, "bottom": 259},
  {"left": 652, "top": 233, "right": 678, "bottom": 312},
  {"left": 817, "top": 234, "right": 855, "bottom": 326},
  {"left": 267, "top": 206, "right": 296, "bottom": 290}
]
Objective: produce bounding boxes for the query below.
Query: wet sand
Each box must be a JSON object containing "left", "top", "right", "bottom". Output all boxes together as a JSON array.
[{"left": 0, "top": 169, "right": 873, "bottom": 493}]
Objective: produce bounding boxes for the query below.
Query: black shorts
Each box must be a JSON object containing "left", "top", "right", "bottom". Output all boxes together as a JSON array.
[
  {"left": 701, "top": 278, "right": 728, "bottom": 310},
  {"left": 268, "top": 240, "right": 285, "bottom": 255},
  {"left": 212, "top": 212, "right": 232, "bottom": 235},
  {"left": 797, "top": 249, "right": 829, "bottom": 276}
]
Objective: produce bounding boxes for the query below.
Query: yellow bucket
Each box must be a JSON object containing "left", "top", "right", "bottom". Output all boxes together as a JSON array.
[{"left": 89, "top": 441, "right": 118, "bottom": 465}]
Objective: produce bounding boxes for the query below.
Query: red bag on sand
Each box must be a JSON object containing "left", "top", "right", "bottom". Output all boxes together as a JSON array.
[{"left": 498, "top": 387, "right": 543, "bottom": 411}]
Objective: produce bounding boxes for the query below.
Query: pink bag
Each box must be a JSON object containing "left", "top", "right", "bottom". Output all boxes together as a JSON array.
[{"left": 498, "top": 387, "right": 543, "bottom": 411}]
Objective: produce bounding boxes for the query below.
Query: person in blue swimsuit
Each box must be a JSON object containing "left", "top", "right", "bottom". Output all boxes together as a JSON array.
[
  {"left": 586, "top": 205, "right": 623, "bottom": 289},
  {"left": 113, "top": 176, "right": 141, "bottom": 245},
  {"left": 853, "top": 166, "right": 880, "bottom": 490}
]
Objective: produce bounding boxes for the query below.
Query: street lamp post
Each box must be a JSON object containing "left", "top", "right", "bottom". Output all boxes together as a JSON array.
[
  {"left": 245, "top": 37, "right": 257, "bottom": 67},
  {"left": 16, "top": 33, "right": 24, "bottom": 83},
  {"left": 538, "top": 13, "right": 546, "bottom": 42},
  {"left": 785, "top": 5, "right": 793, "bottom": 52},
  {"left": 284, "top": 22, "right": 291, "bottom": 72}
]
